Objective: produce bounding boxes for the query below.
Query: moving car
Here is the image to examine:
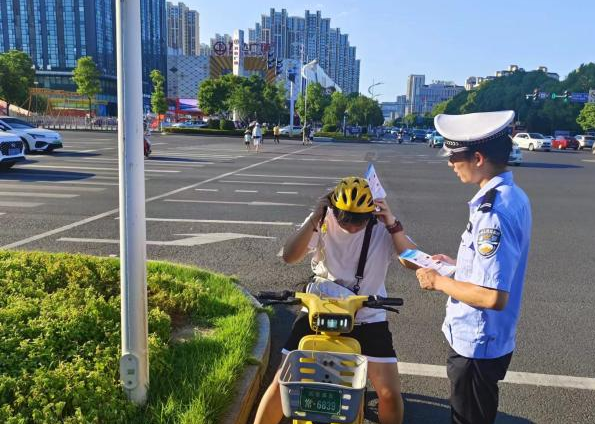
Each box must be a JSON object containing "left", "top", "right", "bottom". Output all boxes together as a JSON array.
[
  {"left": 0, "top": 132, "right": 25, "bottom": 170},
  {"left": 0, "top": 117, "right": 63, "bottom": 153},
  {"left": 575, "top": 135, "right": 595, "bottom": 150},
  {"left": 427, "top": 131, "right": 444, "bottom": 148},
  {"left": 508, "top": 143, "right": 523, "bottom": 166},
  {"left": 512, "top": 132, "right": 551, "bottom": 151},
  {"left": 552, "top": 135, "right": 579, "bottom": 150},
  {"left": 278, "top": 125, "right": 302, "bottom": 135},
  {"left": 411, "top": 129, "right": 427, "bottom": 142}
]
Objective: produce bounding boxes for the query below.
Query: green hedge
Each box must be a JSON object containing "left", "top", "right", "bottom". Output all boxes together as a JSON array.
[
  {"left": 219, "top": 119, "right": 235, "bottom": 130},
  {"left": 0, "top": 251, "right": 257, "bottom": 424},
  {"left": 314, "top": 131, "right": 370, "bottom": 141},
  {"left": 163, "top": 127, "right": 245, "bottom": 136}
]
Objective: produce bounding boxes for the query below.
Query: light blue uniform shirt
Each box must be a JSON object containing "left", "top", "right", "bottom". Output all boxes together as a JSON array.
[{"left": 442, "top": 171, "right": 531, "bottom": 359}]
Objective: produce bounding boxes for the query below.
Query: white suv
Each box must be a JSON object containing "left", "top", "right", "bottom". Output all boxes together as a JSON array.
[
  {"left": 0, "top": 132, "right": 25, "bottom": 170},
  {"left": 512, "top": 132, "right": 551, "bottom": 151},
  {"left": 0, "top": 117, "right": 63, "bottom": 153}
]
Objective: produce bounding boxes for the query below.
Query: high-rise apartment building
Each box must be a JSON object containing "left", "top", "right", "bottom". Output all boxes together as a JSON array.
[
  {"left": 406, "top": 74, "right": 464, "bottom": 115},
  {"left": 248, "top": 8, "right": 360, "bottom": 94},
  {"left": 166, "top": 2, "right": 200, "bottom": 56},
  {"left": 0, "top": 0, "right": 167, "bottom": 114}
]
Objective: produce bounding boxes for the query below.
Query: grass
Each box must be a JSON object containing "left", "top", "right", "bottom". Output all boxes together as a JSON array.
[{"left": 0, "top": 251, "right": 258, "bottom": 424}]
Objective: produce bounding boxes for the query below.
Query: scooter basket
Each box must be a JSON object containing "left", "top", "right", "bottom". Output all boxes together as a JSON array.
[{"left": 278, "top": 350, "right": 368, "bottom": 423}]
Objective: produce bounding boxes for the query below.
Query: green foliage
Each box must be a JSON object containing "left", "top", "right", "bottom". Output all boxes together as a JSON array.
[
  {"left": 149, "top": 70, "right": 167, "bottom": 118},
  {"left": 322, "top": 91, "right": 349, "bottom": 128},
  {"left": 431, "top": 101, "right": 448, "bottom": 117},
  {"left": 207, "top": 118, "right": 220, "bottom": 129},
  {"left": 197, "top": 75, "right": 237, "bottom": 116},
  {"left": 72, "top": 56, "right": 101, "bottom": 117},
  {"left": 321, "top": 124, "right": 337, "bottom": 132},
  {"left": 296, "top": 83, "right": 331, "bottom": 124},
  {"left": 0, "top": 251, "right": 257, "bottom": 424},
  {"left": 403, "top": 113, "right": 417, "bottom": 126},
  {"left": 576, "top": 103, "right": 595, "bottom": 131},
  {"left": 346, "top": 94, "right": 384, "bottom": 128},
  {"left": 163, "top": 127, "right": 245, "bottom": 136},
  {"left": 438, "top": 63, "right": 595, "bottom": 132},
  {"left": 30, "top": 95, "right": 48, "bottom": 114},
  {"left": 314, "top": 131, "right": 370, "bottom": 141},
  {"left": 219, "top": 119, "right": 235, "bottom": 130},
  {"left": 0, "top": 50, "right": 35, "bottom": 110}
]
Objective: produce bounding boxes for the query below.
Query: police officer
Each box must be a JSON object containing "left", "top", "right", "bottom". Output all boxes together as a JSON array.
[{"left": 415, "top": 111, "right": 532, "bottom": 424}]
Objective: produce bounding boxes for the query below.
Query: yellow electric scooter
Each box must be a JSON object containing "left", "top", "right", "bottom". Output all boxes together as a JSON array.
[{"left": 257, "top": 290, "right": 403, "bottom": 424}]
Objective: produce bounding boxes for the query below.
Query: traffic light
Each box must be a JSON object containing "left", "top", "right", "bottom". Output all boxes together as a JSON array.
[
  {"left": 563, "top": 90, "right": 571, "bottom": 102},
  {"left": 287, "top": 69, "right": 296, "bottom": 83},
  {"left": 532, "top": 88, "right": 540, "bottom": 101},
  {"left": 275, "top": 59, "right": 283, "bottom": 76},
  {"left": 267, "top": 51, "right": 275, "bottom": 70}
]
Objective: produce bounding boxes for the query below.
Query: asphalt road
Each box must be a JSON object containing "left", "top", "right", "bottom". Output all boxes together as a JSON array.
[{"left": 1, "top": 131, "right": 594, "bottom": 423}]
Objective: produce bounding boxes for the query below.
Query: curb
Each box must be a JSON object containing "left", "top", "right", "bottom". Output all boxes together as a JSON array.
[{"left": 222, "top": 286, "right": 271, "bottom": 424}]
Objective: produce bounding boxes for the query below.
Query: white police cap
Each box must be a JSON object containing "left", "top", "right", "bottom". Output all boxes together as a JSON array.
[{"left": 435, "top": 110, "right": 515, "bottom": 157}]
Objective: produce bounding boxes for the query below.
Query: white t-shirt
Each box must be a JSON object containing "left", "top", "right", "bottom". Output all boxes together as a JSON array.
[
  {"left": 303, "top": 207, "right": 396, "bottom": 323},
  {"left": 252, "top": 126, "right": 262, "bottom": 138}
]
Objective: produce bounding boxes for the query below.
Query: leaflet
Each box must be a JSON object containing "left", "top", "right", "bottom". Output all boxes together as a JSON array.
[
  {"left": 364, "top": 163, "right": 386, "bottom": 200},
  {"left": 399, "top": 249, "right": 456, "bottom": 277}
]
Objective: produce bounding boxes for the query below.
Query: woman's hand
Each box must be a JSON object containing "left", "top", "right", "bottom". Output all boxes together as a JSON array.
[{"left": 372, "top": 198, "right": 396, "bottom": 225}]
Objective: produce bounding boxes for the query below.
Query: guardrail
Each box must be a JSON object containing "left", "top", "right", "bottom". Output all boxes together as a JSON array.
[{"left": 17, "top": 116, "right": 118, "bottom": 131}]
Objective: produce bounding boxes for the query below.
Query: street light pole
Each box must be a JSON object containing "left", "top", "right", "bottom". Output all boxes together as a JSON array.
[{"left": 116, "top": 0, "right": 149, "bottom": 405}]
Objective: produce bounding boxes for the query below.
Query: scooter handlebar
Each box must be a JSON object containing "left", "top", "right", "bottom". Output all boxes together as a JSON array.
[
  {"left": 256, "top": 290, "right": 295, "bottom": 301},
  {"left": 363, "top": 296, "right": 404, "bottom": 307}
]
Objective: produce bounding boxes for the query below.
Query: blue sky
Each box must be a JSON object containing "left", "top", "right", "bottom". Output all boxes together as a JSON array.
[{"left": 187, "top": 0, "right": 594, "bottom": 102}]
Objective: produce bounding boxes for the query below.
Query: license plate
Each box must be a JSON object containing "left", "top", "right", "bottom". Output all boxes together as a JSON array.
[
  {"left": 299, "top": 387, "right": 342, "bottom": 415},
  {"left": 8, "top": 148, "right": 20, "bottom": 156}
]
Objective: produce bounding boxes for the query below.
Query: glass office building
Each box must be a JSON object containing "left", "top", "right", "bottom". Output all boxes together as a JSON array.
[{"left": 0, "top": 0, "right": 166, "bottom": 114}]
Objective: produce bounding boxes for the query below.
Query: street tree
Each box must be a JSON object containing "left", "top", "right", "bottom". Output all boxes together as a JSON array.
[
  {"left": 150, "top": 69, "right": 167, "bottom": 130},
  {"left": 346, "top": 94, "right": 383, "bottom": 130},
  {"left": 322, "top": 91, "right": 348, "bottom": 130},
  {"left": 403, "top": 113, "right": 417, "bottom": 127},
  {"left": 72, "top": 56, "right": 101, "bottom": 119},
  {"left": 577, "top": 103, "right": 595, "bottom": 131},
  {"left": 261, "top": 81, "right": 287, "bottom": 124},
  {"left": 296, "top": 83, "right": 330, "bottom": 124},
  {"left": 0, "top": 50, "right": 35, "bottom": 115},
  {"left": 197, "top": 74, "right": 240, "bottom": 117}
]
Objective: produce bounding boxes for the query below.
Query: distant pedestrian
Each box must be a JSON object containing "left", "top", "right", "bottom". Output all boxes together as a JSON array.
[
  {"left": 244, "top": 129, "right": 252, "bottom": 150},
  {"left": 308, "top": 125, "right": 315, "bottom": 144},
  {"left": 273, "top": 124, "right": 280, "bottom": 144},
  {"left": 252, "top": 122, "right": 262, "bottom": 153}
]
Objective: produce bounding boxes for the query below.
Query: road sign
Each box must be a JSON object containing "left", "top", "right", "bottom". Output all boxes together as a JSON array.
[
  {"left": 589, "top": 89, "right": 595, "bottom": 103},
  {"left": 570, "top": 92, "right": 589, "bottom": 103},
  {"left": 213, "top": 41, "right": 227, "bottom": 56},
  {"left": 539, "top": 92, "right": 549, "bottom": 100}
]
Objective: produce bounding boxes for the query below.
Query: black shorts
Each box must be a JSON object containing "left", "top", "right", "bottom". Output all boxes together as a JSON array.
[{"left": 281, "top": 312, "right": 398, "bottom": 363}]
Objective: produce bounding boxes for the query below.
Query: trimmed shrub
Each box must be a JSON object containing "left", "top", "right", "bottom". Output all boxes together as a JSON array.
[
  {"left": 219, "top": 119, "right": 235, "bottom": 130},
  {"left": 322, "top": 124, "right": 337, "bottom": 132},
  {"left": 163, "top": 127, "right": 245, "bottom": 136},
  {"left": 207, "top": 119, "right": 220, "bottom": 129},
  {"left": 0, "top": 251, "right": 257, "bottom": 424}
]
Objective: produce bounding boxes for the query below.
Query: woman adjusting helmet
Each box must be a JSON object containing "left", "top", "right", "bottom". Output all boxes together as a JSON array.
[{"left": 331, "top": 177, "right": 375, "bottom": 214}]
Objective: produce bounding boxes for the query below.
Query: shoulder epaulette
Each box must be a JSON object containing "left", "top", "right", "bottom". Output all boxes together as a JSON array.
[{"left": 478, "top": 188, "right": 497, "bottom": 213}]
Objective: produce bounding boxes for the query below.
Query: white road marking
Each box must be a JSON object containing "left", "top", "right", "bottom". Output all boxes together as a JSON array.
[
  {"left": 20, "top": 164, "right": 180, "bottom": 173},
  {"left": 0, "top": 183, "right": 105, "bottom": 192},
  {"left": 0, "top": 191, "right": 78, "bottom": 199},
  {"left": 220, "top": 180, "right": 323, "bottom": 186},
  {"left": 58, "top": 233, "right": 275, "bottom": 246},
  {"left": 278, "top": 157, "right": 366, "bottom": 163},
  {"left": 582, "top": 159, "right": 595, "bottom": 163},
  {"left": 79, "top": 157, "right": 210, "bottom": 166},
  {"left": 235, "top": 189, "right": 258, "bottom": 193},
  {"left": 53, "top": 180, "right": 119, "bottom": 186},
  {"left": 123, "top": 217, "right": 294, "bottom": 225},
  {"left": 77, "top": 147, "right": 116, "bottom": 153},
  {"left": 398, "top": 362, "right": 595, "bottom": 390},
  {"left": 237, "top": 173, "right": 339, "bottom": 180},
  {"left": 1, "top": 145, "right": 318, "bottom": 249},
  {"left": 195, "top": 188, "right": 219, "bottom": 192},
  {"left": 277, "top": 191, "right": 298, "bottom": 194},
  {"left": 165, "top": 199, "right": 305, "bottom": 206},
  {"left": 0, "top": 201, "right": 44, "bottom": 207}
]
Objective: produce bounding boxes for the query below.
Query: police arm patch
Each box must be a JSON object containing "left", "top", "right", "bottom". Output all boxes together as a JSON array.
[{"left": 477, "top": 228, "right": 501, "bottom": 258}]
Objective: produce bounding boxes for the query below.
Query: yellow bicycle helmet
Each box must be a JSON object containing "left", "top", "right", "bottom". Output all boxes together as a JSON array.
[{"left": 331, "top": 177, "right": 375, "bottom": 213}]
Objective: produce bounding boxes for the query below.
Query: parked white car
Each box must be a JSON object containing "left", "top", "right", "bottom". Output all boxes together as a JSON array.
[
  {"left": 574, "top": 135, "right": 595, "bottom": 150},
  {"left": 512, "top": 132, "right": 551, "bottom": 151},
  {"left": 279, "top": 125, "right": 302, "bottom": 135},
  {"left": 508, "top": 143, "right": 523, "bottom": 166},
  {"left": 0, "top": 117, "right": 63, "bottom": 153},
  {"left": 0, "top": 131, "right": 26, "bottom": 170},
  {"left": 171, "top": 121, "right": 207, "bottom": 128}
]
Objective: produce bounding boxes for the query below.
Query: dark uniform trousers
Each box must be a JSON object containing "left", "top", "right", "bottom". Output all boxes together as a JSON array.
[{"left": 447, "top": 346, "right": 513, "bottom": 424}]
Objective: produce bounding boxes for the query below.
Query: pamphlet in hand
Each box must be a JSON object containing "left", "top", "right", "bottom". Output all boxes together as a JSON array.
[
  {"left": 399, "top": 249, "right": 456, "bottom": 277},
  {"left": 364, "top": 163, "right": 387, "bottom": 200}
]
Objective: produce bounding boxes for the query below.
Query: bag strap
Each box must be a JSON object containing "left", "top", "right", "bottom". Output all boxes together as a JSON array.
[{"left": 353, "top": 217, "right": 377, "bottom": 294}]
